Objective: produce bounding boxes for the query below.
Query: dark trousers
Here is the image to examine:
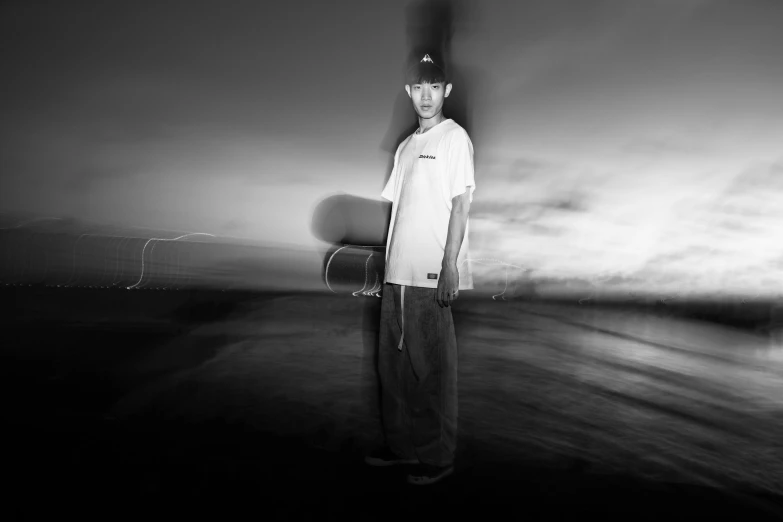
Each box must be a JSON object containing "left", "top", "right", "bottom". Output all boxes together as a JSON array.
[{"left": 378, "top": 283, "right": 458, "bottom": 467}]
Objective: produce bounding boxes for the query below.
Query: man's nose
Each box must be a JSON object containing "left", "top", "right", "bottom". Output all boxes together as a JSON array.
[{"left": 421, "top": 87, "right": 431, "bottom": 99}]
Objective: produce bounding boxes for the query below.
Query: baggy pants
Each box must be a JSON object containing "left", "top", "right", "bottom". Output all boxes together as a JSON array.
[{"left": 378, "top": 283, "right": 458, "bottom": 467}]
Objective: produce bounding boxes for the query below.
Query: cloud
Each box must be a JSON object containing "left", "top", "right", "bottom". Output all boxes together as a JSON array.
[
  {"left": 643, "top": 246, "right": 716, "bottom": 266},
  {"left": 717, "top": 219, "right": 758, "bottom": 233},
  {"left": 471, "top": 192, "right": 589, "bottom": 226},
  {"left": 547, "top": 195, "right": 588, "bottom": 213},
  {"left": 621, "top": 137, "right": 706, "bottom": 157},
  {"left": 525, "top": 223, "right": 565, "bottom": 237},
  {"left": 723, "top": 161, "right": 783, "bottom": 196},
  {"left": 506, "top": 157, "right": 556, "bottom": 181},
  {"left": 470, "top": 200, "right": 545, "bottom": 223},
  {"left": 600, "top": 274, "right": 646, "bottom": 287}
]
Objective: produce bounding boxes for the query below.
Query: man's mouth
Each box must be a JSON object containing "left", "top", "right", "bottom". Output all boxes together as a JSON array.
[{"left": 420, "top": 105, "right": 432, "bottom": 110}]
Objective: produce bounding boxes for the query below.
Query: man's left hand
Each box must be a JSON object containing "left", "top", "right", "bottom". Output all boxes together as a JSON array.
[{"left": 437, "top": 263, "right": 459, "bottom": 308}]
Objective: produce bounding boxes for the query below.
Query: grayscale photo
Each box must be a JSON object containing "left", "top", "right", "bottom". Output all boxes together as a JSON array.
[{"left": 2, "top": 0, "right": 783, "bottom": 519}]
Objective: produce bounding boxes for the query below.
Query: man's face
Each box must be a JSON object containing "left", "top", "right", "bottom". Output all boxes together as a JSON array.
[{"left": 405, "top": 81, "right": 452, "bottom": 119}]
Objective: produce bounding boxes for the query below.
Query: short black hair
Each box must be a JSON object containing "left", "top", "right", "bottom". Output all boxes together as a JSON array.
[{"left": 405, "top": 56, "right": 449, "bottom": 85}]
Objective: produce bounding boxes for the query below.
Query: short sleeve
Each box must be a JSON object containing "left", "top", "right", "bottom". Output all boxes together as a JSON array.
[
  {"left": 447, "top": 129, "right": 475, "bottom": 203},
  {"left": 381, "top": 144, "right": 402, "bottom": 202}
]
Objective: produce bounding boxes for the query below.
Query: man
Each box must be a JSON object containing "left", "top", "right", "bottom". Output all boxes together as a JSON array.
[{"left": 364, "top": 53, "right": 475, "bottom": 486}]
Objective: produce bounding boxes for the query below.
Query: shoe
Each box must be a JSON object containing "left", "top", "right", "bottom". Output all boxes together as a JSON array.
[
  {"left": 364, "top": 447, "right": 420, "bottom": 467},
  {"left": 406, "top": 463, "right": 454, "bottom": 485}
]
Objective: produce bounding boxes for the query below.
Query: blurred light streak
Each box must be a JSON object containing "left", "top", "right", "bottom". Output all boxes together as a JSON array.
[
  {"left": 462, "top": 258, "right": 527, "bottom": 301},
  {"left": 325, "top": 244, "right": 385, "bottom": 296},
  {"left": 351, "top": 250, "right": 383, "bottom": 298},
  {"left": 128, "top": 233, "right": 216, "bottom": 289},
  {"left": 324, "top": 245, "right": 351, "bottom": 294}
]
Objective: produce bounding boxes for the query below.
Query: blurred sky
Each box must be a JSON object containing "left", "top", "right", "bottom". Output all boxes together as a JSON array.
[{"left": 1, "top": 0, "right": 782, "bottom": 296}]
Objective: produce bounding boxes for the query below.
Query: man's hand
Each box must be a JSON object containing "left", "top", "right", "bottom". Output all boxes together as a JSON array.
[{"left": 437, "top": 263, "right": 459, "bottom": 308}]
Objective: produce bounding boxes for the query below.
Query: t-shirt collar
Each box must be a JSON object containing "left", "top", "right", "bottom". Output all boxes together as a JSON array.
[{"left": 414, "top": 118, "right": 451, "bottom": 137}]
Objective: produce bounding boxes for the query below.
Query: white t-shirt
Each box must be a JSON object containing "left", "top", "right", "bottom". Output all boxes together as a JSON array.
[{"left": 381, "top": 118, "right": 475, "bottom": 290}]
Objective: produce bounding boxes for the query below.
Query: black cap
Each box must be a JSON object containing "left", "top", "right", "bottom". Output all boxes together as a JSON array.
[{"left": 406, "top": 53, "right": 448, "bottom": 85}]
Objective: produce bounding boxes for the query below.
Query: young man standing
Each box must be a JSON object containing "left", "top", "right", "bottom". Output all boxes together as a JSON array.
[{"left": 364, "top": 53, "right": 475, "bottom": 486}]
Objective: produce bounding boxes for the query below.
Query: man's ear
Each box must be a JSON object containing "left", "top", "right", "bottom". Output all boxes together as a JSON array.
[
  {"left": 445, "top": 83, "right": 453, "bottom": 98},
  {"left": 405, "top": 85, "right": 411, "bottom": 98}
]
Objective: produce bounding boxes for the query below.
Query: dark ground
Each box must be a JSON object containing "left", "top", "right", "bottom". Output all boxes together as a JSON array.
[{"left": 3, "top": 286, "right": 783, "bottom": 520}]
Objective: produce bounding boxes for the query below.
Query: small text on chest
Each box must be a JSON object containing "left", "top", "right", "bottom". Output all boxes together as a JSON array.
[{"left": 419, "top": 154, "right": 436, "bottom": 160}]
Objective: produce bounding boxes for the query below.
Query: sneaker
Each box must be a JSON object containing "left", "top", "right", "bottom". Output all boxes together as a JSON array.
[
  {"left": 406, "top": 463, "right": 454, "bottom": 485},
  {"left": 364, "top": 447, "right": 420, "bottom": 467}
]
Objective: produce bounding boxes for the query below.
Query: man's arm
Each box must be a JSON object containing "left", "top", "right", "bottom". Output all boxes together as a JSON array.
[{"left": 437, "top": 191, "right": 471, "bottom": 307}]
